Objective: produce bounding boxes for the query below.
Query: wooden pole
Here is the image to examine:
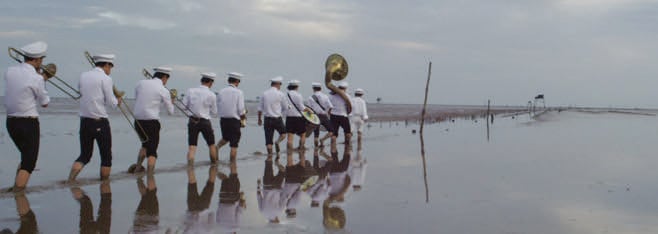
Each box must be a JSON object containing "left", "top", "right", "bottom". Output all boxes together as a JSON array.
[
  {"left": 420, "top": 61, "right": 432, "bottom": 203},
  {"left": 420, "top": 62, "right": 432, "bottom": 134}
]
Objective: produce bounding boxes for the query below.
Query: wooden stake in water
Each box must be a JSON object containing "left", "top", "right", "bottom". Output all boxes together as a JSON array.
[{"left": 420, "top": 61, "right": 432, "bottom": 203}]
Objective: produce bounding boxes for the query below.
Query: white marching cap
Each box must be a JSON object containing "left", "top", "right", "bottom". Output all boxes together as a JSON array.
[
  {"left": 201, "top": 72, "right": 217, "bottom": 80},
  {"left": 153, "top": 66, "right": 172, "bottom": 75},
  {"left": 228, "top": 72, "right": 243, "bottom": 80},
  {"left": 20, "top": 41, "right": 48, "bottom": 58},
  {"left": 288, "top": 79, "right": 300, "bottom": 86},
  {"left": 311, "top": 82, "right": 322, "bottom": 88},
  {"left": 338, "top": 81, "right": 349, "bottom": 88},
  {"left": 270, "top": 76, "right": 283, "bottom": 83},
  {"left": 92, "top": 54, "right": 115, "bottom": 64},
  {"left": 355, "top": 88, "right": 365, "bottom": 94}
]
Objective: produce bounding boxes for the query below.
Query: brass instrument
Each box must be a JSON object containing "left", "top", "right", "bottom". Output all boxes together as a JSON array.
[
  {"left": 141, "top": 68, "right": 194, "bottom": 117},
  {"left": 84, "top": 51, "right": 149, "bottom": 143},
  {"left": 8, "top": 47, "right": 82, "bottom": 99},
  {"left": 324, "top": 53, "right": 351, "bottom": 114}
]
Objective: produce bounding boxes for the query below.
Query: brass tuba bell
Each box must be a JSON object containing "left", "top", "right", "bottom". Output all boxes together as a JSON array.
[{"left": 324, "top": 53, "right": 352, "bottom": 114}]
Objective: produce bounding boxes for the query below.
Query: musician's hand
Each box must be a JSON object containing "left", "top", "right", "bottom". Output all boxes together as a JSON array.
[
  {"left": 240, "top": 114, "right": 246, "bottom": 120},
  {"left": 258, "top": 118, "right": 263, "bottom": 126},
  {"left": 117, "top": 97, "right": 123, "bottom": 106}
]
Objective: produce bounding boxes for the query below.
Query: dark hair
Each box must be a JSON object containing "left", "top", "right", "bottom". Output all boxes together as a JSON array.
[
  {"left": 287, "top": 85, "right": 298, "bottom": 91},
  {"left": 355, "top": 93, "right": 363, "bottom": 97},
  {"left": 313, "top": 87, "right": 321, "bottom": 92},
  {"left": 153, "top": 72, "right": 169, "bottom": 79},
  {"left": 24, "top": 57, "right": 38, "bottom": 62},
  {"left": 271, "top": 82, "right": 281, "bottom": 87},
  {"left": 94, "top": 62, "right": 113, "bottom": 68},
  {"left": 228, "top": 77, "right": 240, "bottom": 83},
  {"left": 201, "top": 77, "right": 214, "bottom": 84}
]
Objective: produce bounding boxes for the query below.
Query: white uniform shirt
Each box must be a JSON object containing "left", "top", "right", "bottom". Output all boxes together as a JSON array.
[
  {"left": 329, "top": 92, "right": 351, "bottom": 117},
  {"left": 351, "top": 96, "right": 368, "bottom": 120},
  {"left": 307, "top": 177, "right": 331, "bottom": 203},
  {"left": 257, "top": 87, "right": 286, "bottom": 118},
  {"left": 216, "top": 202, "right": 242, "bottom": 232},
  {"left": 216, "top": 84, "right": 245, "bottom": 120},
  {"left": 350, "top": 155, "right": 367, "bottom": 188},
  {"left": 306, "top": 91, "right": 333, "bottom": 115},
  {"left": 284, "top": 90, "right": 304, "bottom": 117},
  {"left": 257, "top": 188, "right": 286, "bottom": 220},
  {"left": 133, "top": 78, "right": 174, "bottom": 120},
  {"left": 4, "top": 63, "right": 50, "bottom": 117},
  {"left": 78, "top": 67, "right": 118, "bottom": 119},
  {"left": 183, "top": 85, "right": 217, "bottom": 120}
]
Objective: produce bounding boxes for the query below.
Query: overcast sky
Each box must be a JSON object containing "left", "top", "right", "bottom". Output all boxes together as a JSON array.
[{"left": 2, "top": 0, "right": 658, "bottom": 108}]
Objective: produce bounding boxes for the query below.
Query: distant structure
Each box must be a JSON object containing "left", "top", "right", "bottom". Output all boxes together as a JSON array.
[
  {"left": 376, "top": 97, "right": 382, "bottom": 103},
  {"left": 532, "top": 94, "right": 546, "bottom": 113}
]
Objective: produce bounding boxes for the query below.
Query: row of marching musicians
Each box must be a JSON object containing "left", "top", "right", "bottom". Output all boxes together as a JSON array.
[{"left": 3, "top": 41, "right": 367, "bottom": 194}]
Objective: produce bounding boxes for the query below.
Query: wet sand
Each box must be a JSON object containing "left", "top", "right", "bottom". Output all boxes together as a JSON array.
[{"left": 1, "top": 99, "right": 658, "bottom": 233}]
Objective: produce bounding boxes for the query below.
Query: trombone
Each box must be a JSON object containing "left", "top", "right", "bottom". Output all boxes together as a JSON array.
[
  {"left": 8, "top": 47, "right": 82, "bottom": 100},
  {"left": 141, "top": 68, "right": 195, "bottom": 118},
  {"left": 84, "top": 51, "right": 149, "bottom": 143}
]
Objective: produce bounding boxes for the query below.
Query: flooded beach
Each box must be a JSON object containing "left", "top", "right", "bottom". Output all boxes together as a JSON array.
[{"left": 0, "top": 100, "right": 657, "bottom": 233}]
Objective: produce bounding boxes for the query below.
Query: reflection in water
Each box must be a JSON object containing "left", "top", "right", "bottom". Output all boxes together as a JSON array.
[
  {"left": 323, "top": 145, "right": 351, "bottom": 230},
  {"left": 282, "top": 149, "right": 309, "bottom": 219},
  {"left": 183, "top": 165, "right": 216, "bottom": 233},
  {"left": 307, "top": 148, "right": 331, "bottom": 208},
  {"left": 257, "top": 155, "right": 286, "bottom": 223},
  {"left": 1, "top": 195, "right": 39, "bottom": 234},
  {"left": 132, "top": 175, "right": 159, "bottom": 233},
  {"left": 216, "top": 160, "right": 244, "bottom": 232},
  {"left": 349, "top": 147, "right": 367, "bottom": 191},
  {"left": 71, "top": 182, "right": 112, "bottom": 234}
]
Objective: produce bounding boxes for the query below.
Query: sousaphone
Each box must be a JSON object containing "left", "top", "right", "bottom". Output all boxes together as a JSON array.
[{"left": 325, "top": 54, "right": 351, "bottom": 114}]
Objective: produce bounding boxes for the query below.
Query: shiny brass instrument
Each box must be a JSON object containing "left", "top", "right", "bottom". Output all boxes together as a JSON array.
[
  {"left": 141, "top": 68, "right": 195, "bottom": 118},
  {"left": 325, "top": 53, "right": 351, "bottom": 114},
  {"left": 8, "top": 47, "right": 82, "bottom": 99},
  {"left": 84, "top": 51, "right": 149, "bottom": 143}
]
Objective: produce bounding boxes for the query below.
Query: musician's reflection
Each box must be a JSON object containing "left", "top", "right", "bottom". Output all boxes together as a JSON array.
[
  {"left": 349, "top": 148, "right": 367, "bottom": 192},
  {"left": 282, "top": 149, "right": 308, "bottom": 218},
  {"left": 216, "top": 159, "right": 244, "bottom": 232},
  {"left": 132, "top": 175, "right": 159, "bottom": 233},
  {"left": 183, "top": 165, "right": 217, "bottom": 232},
  {"left": 323, "top": 145, "right": 351, "bottom": 230},
  {"left": 70, "top": 182, "right": 112, "bottom": 234},
  {"left": 2, "top": 194, "right": 39, "bottom": 234},
  {"left": 257, "top": 154, "right": 286, "bottom": 223},
  {"left": 307, "top": 148, "right": 331, "bottom": 207}
]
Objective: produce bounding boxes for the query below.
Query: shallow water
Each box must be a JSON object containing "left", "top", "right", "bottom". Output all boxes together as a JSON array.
[{"left": 1, "top": 107, "right": 658, "bottom": 233}]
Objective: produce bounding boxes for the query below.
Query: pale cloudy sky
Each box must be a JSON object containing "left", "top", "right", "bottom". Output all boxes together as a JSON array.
[{"left": 2, "top": 0, "right": 658, "bottom": 108}]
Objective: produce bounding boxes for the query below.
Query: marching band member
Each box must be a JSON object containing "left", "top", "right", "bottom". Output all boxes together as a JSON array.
[
  {"left": 67, "top": 54, "right": 119, "bottom": 183},
  {"left": 4, "top": 41, "right": 51, "bottom": 193},
  {"left": 351, "top": 88, "right": 368, "bottom": 143},
  {"left": 131, "top": 67, "right": 175, "bottom": 174},
  {"left": 257, "top": 76, "right": 287, "bottom": 155},
  {"left": 284, "top": 80, "right": 310, "bottom": 150},
  {"left": 183, "top": 72, "right": 219, "bottom": 164},
  {"left": 216, "top": 159, "right": 244, "bottom": 232},
  {"left": 306, "top": 82, "right": 334, "bottom": 147},
  {"left": 328, "top": 81, "right": 352, "bottom": 151},
  {"left": 216, "top": 72, "right": 246, "bottom": 161}
]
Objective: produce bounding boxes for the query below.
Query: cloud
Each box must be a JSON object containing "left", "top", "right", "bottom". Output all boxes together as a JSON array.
[
  {"left": 383, "top": 40, "right": 438, "bottom": 52},
  {"left": 0, "top": 30, "right": 38, "bottom": 38},
  {"left": 98, "top": 11, "right": 176, "bottom": 30},
  {"left": 252, "top": 0, "right": 354, "bottom": 39}
]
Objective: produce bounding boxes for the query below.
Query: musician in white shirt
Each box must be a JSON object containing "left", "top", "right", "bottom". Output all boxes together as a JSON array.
[
  {"left": 216, "top": 72, "right": 246, "bottom": 161},
  {"left": 257, "top": 157, "right": 286, "bottom": 223},
  {"left": 4, "top": 41, "right": 52, "bottom": 192},
  {"left": 351, "top": 88, "right": 369, "bottom": 143},
  {"left": 257, "top": 76, "right": 287, "bottom": 154},
  {"left": 67, "top": 54, "right": 120, "bottom": 183},
  {"left": 305, "top": 82, "right": 334, "bottom": 147},
  {"left": 216, "top": 159, "right": 244, "bottom": 232},
  {"left": 284, "top": 80, "right": 310, "bottom": 150},
  {"left": 328, "top": 81, "right": 352, "bottom": 151},
  {"left": 132, "top": 67, "right": 175, "bottom": 174},
  {"left": 183, "top": 72, "right": 219, "bottom": 164}
]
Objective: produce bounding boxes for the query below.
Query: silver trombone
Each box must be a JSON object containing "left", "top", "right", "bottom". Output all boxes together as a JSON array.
[
  {"left": 84, "top": 51, "right": 149, "bottom": 143},
  {"left": 8, "top": 47, "right": 82, "bottom": 100},
  {"left": 141, "top": 68, "right": 196, "bottom": 118}
]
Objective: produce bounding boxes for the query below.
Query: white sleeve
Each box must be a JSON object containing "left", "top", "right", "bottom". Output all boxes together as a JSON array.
[
  {"left": 104, "top": 77, "right": 118, "bottom": 108},
  {"left": 32, "top": 76, "right": 50, "bottom": 106},
  {"left": 161, "top": 87, "right": 175, "bottom": 114}
]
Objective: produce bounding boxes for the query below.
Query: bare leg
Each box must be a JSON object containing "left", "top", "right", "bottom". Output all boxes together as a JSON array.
[
  {"left": 13, "top": 170, "right": 31, "bottom": 192},
  {"left": 187, "top": 145, "right": 197, "bottom": 164},
  {"left": 100, "top": 166, "right": 111, "bottom": 181},
  {"left": 230, "top": 147, "right": 238, "bottom": 161},
  {"left": 275, "top": 135, "right": 286, "bottom": 153},
  {"left": 147, "top": 156, "right": 157, "bottom": 175},
  {"left": 209, "top": 144, "right": 218, "bottom": 164},
  {"left": 330, "top": 135, "right": 338, "bottom": 153},
  {"left": 300, "top": 133, "right": 307, "bottom": 150},
  {"left": 67, "top": 162, "right": 84, "bottom": 183}
]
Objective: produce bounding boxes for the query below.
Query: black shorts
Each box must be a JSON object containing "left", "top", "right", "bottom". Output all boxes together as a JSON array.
[
  {"left": 314, "top": 114, "right": 334, "bottom": 137},
  {"left": 219, "top": 173, "right": 241, "bottom": 203},
  {"left": 220, "top": 118, "right": 241, "bottom": 147},
  {"left": 6, "top": 117, "right": 40, "bottom": 173},
  {"left": 188, "top": 118, "right": 215, "bottom": 146},
  {"left": 76, "top": 117, "right": 113, "bottom": 167},
  {"left": 330, "top": 115, "right": 351, "bottom": 137},
  {"left": 187, "top": 181, "right": 215, "bottom": 212},
  {"left": 136, "top": 120, "right": 161, "bottom": 158},
  {"left": 263, "top": 117, "right": 285, "bottom": 145},
  {"left": 285, "top": 116, "right": 306, "bottom": 135},
  {"left": 263, "top": 160, "right": 284, "bottom": 189}
]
